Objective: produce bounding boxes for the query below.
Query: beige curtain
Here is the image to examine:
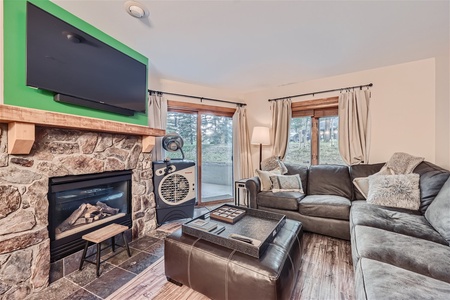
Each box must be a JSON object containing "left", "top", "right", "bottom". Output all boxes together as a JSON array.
[
  {"left": 338, "top": 89, "right": 371, "bottom": 165},
  {"left": 271, "top": 99, "right": 292, "bottom": 159},
  {"left": 233, "top": 106, "right": 254, "bottom": 180},
  {"left": 148, "top": 93, "right": 167, "bottom": 161}
]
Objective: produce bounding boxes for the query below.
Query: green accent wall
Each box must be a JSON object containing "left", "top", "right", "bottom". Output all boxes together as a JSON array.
[{"left": 3, "top": 0, "right": 148, "bottom": 126}]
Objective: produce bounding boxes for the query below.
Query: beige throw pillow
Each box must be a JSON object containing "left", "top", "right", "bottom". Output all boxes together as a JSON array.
[
  {"left": 367, "top": 174, "right": 420, "bottom": 210},
  {"left": 269, "top": 174, "right": 304, "bottom": 193},
  {"left": 261, "top": 156, "right": 288, "bottom": 174},
  {"left": 353, "top": 165, "right": 393, "bottom": 199},
  {"left": 385, "top": 152, "right": 424, "bottom": 174},
  {"left": 255, "top": 168, "right": 282, "bottom": 191}
]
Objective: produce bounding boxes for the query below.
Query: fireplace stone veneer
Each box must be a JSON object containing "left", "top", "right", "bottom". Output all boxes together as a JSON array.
[{"left": 0, "top": 124, "right": 156, "bottom": 299}]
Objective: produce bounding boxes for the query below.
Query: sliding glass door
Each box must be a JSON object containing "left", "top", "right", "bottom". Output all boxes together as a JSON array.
[
  {"left": 200, "top": 114, "right": 233, "bottom": 202},
  {"left": 167, "top": 104, "right": 234, "bottom": 205}
]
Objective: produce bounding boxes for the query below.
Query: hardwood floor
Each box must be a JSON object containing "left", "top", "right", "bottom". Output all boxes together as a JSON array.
[
  {"left": 293, "top": 233, "right": 355, "bottom": 300},
  {"left": 108, "top": 231, "right": 355, "bottom": 300}
]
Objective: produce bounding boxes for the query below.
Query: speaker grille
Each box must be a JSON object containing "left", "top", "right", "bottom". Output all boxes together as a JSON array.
[{"left": 160, "top": 174, "right": 190, "bottom": 203}]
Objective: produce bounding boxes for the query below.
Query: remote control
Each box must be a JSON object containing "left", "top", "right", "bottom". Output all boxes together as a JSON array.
[
  {"left": 229, "top": 234, "right": 253, "bottom": 244},
  {"left": 214, "top": 226, "right": 225, "bottom": 235}
]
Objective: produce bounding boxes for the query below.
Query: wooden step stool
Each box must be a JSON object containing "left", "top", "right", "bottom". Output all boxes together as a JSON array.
[{"left": 79, "top": 223, "right": 131, "bottom": 277}]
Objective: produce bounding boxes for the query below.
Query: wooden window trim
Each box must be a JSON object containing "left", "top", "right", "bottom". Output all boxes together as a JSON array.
[
  {"left": 293, "top": 108, "right": 338, "bottom": 118},
  {"left": 291, "top": 97, "right": 338, "bottom": 117},
  {"left": 314, "top": 108, "right": 338, "bottom": 118},
  {"left": 291, "top": 97, "right": 338, "bottom": 112},
  {"left": 311, "top": 118, "right": 319, "bottom": 165},
  {"left": 168, "top": 100, "right": 235, "bottom": 117}
]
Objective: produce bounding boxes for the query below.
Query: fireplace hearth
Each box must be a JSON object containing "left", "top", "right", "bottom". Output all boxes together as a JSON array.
[{"left": 48, "top": 170, "right": 132, "bottom": 262}]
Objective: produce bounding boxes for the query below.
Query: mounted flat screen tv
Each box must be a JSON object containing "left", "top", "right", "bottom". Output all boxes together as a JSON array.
[{"left": 26, "top": 2, "right": 147, "bottom": 116}]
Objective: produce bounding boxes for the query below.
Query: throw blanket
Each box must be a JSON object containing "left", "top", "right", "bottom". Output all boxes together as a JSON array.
[{"left": 385, "top": 152, "right": 424, "bottom": 174}]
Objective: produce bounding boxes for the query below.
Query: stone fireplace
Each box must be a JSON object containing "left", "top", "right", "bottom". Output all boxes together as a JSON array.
[{"left": 0, "top": 124, "right": 156, "bottom": 299}]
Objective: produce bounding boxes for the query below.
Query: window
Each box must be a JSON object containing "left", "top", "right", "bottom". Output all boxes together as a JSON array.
[
  {"left": 318, "top": 116, "right": 343, "bottom": 165},
  {"left": 167, "top": 101, "right": 235, "bottom": 205},
  {"left": 285, "top": 116, "right": 312, "bottom": 165},
  {"left": 285, "top": 97, "right": 344, "bottom": 165}
]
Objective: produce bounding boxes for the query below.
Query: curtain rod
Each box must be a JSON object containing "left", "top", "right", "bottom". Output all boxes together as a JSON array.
[
  {"left": 267, "top": 83, "right": 373, "bottom": 102},
  {"left": 148, "top": 89, "right": 246, "bottom": 107}
]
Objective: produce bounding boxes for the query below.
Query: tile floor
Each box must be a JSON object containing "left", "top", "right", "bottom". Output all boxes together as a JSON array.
[
  {"left": 27, "top": 206, "right": 219, "bottom": 300},
  {"left": 27, "top": 232, "right": 169, "bottom": 300}
]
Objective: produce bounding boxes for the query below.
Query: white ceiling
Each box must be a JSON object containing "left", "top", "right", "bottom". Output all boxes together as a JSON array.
[{"left": 52, "top": 0, "right": 449, "bottom": 93}]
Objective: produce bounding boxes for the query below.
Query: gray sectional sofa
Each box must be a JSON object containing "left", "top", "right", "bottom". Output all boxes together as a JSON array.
[
  {"left": 351, "top": 200, "right": 450, "bottom": 299},
  {"left": 245, "top": 161, "right": 450, "bottom": 299}
]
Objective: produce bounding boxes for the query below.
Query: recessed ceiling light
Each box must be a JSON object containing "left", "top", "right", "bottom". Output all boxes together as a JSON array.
[{"left": 124, "top": 1, "right": 149, "bottom": 19}]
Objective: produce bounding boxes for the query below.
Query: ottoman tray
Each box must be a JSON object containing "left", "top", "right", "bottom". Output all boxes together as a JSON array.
[{"left": 183, "top": 204, "right": 286, "bottom": 258}]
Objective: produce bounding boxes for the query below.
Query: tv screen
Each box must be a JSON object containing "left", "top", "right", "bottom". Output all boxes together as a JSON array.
[{"left": 26, "top": 2, "right": 147, "bottom": 116}]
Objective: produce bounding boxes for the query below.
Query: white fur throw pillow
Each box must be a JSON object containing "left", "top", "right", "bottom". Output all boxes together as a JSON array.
[
  {"left": 367, "top": 174, "right": 420, "bottom": 210},
  {"left": 353, "top": 166, "right": 393, "bottom": 199},
  {"left": 255, "top": 168, "right": 282, "bottom": 191}
]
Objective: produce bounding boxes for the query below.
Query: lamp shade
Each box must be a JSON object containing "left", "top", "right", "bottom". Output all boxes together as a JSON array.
[{"left": 251, "top": 126, "right": 271, "bottom": 145}]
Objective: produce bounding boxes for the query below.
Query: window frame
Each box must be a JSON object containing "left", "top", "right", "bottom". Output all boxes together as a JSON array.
[{"left": 290, "top": 97, "right": 339, "bottom": 165}]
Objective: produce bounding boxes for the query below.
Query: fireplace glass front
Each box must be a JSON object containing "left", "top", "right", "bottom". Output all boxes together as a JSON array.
[{"left": 48, "top": 170, "right": 132, "bottom": 262}]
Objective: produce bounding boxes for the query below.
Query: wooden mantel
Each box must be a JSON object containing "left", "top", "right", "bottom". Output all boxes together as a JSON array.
[{"left": 0, "top": 104, "right": 165, "bottom": 154}]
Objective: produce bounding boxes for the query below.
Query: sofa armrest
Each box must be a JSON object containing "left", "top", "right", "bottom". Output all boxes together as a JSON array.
[{"left": 245, "top": 176, "right": 261, "bottom": 208}]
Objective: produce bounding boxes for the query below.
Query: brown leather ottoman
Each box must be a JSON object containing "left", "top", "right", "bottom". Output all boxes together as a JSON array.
[{"left": 164, "top": 219, "right": 303, "bottom": 300}]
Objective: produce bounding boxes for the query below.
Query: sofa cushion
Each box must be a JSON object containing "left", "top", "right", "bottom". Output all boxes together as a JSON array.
[
  {"left": 352, "top": 226, "right": 450, "bottom": 283},
  {"left": 350, "top": 201, "right": 447, "bottom": 245},
  {"left": 355, "top": 258, "right": 450, "bottom": 300},
  {"left": 257, "top": 191, "right": 305, "bottom": 211},
  {"left": 425, "top": 176, "right": 450, "bottom": 245},
  {"left": 270, "top": 174, "right": 303, "bottom": 193},
  {"left": 284, "top": 163, "right": 309, "bottom": 194},
  {"left": 299, "top": 195, "right": 351, "bottom": 220},
  {"left": 413, "top": 161, "right": 450, "bottom": 213},
  {"left": 349, "top": 163, "right": 385, "bottom": 200},
  {"left": 307, "top": 165, "right": 352, "bottom": 198},
  {"left": 366, "top": 173, "right": 420, "bottom": 211}
]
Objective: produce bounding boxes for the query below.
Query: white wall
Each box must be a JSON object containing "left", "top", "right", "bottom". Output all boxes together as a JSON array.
[
  {"left": 435, "top": 52, "right": 450, "bottom": 168},
  {"left": 244, "top": 58, "right": 441, "bottom": 169},
  {"left": 149, "top": 77, "right": 244, "bottom": 108}
]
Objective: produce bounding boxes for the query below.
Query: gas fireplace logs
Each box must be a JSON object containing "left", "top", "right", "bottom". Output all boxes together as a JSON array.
[{"left": 56, "top": 201, "right": 120, "bottom": 234}]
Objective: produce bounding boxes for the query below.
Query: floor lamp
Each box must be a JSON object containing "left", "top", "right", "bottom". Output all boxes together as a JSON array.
[{"left": 251, "top": 126, "right": 271, "bottom": 169}]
